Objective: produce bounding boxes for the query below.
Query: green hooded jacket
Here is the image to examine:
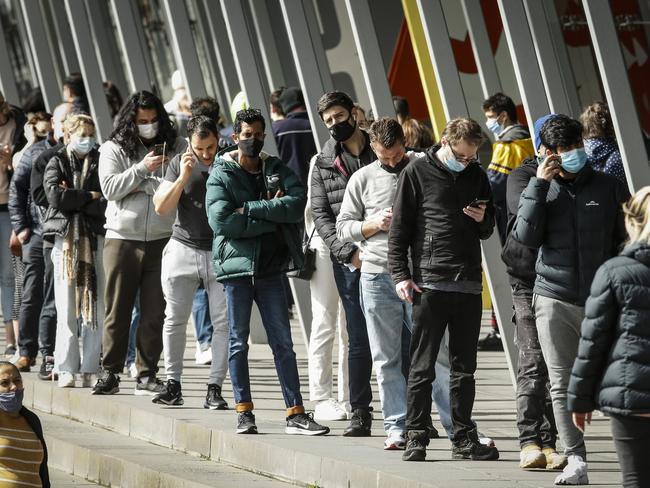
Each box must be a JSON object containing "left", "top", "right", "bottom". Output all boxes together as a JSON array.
[{"left": 206, "top": 148, "right": 306, "bottom": 281}]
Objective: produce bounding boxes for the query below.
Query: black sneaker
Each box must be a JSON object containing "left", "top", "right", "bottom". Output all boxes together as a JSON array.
[
  {"left": 38, "top": 356, "right": 57, "bottom": 381},
  {"left": 134, "top": 375, "right": 166, "bottom": 396},
  {"left": 152, "top": 379, "right": 184, "bottom": 406},
  {"left": 477, "top": 330, "right": 503, "bottom": 351},
  {"left": 452, "top": 429, "right": 500, "bottom": 460},
  {"left": 402, "top": 431, "right": 428, "bottom": 461},
  {"left": 285, "top": 412, "right": 330, "bottom": 436},
  {"left": 91, "top": 371, "right": 120, "bottom": 395},
  {"left": 204, "top": 384, "right": 228, "bottom": 410},
  {"left": 236, "top": 411, "right": 258, "bottom": 434},
  {"left": 4, "top": 344, "right": 16, "bottom": 357},
  {"left": 343, "top": 408, "right": 372, "bottom": 437}
]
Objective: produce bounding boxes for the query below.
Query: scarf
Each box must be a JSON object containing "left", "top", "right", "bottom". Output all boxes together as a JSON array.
[{"left": 62, "top": 148, "right": 97, "bottom": 329}]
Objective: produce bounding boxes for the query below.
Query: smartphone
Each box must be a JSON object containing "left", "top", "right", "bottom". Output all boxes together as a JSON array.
[
  {"left": 469, "top": 198, "right": 489, "bottom": 208},
  {"left": 153, "top": 142, "right": 166, "bottom": 157}
]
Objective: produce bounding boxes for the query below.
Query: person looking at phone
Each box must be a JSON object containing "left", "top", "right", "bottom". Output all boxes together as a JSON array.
[
  {"left": 206, "top": 108, "right": 329, "bottom": 436},
  {"left": 151, "top": 115, "right": 229, "bottom": 409},
  {"left": 94, "top": 91, "right": 187, "bottom": 396},
  {"left": 388, "top": 117, "right": 497, "bottom": 462},
  {"left": 511, "top": 114, "right": 629, "bottom": 485}
]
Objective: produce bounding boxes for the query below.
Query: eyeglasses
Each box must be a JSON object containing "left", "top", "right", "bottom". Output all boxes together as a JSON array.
[{"left": 449, "top": 145, "right": 479, "bottom": 165}]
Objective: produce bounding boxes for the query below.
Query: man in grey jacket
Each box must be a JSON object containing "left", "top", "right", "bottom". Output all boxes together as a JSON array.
[{"left": 93, "top": 91, "right": 187, "bottom": 396}]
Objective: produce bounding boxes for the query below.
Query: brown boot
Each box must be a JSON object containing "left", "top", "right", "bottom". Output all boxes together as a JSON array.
[{"left": 14, "top": 356, "right": 32, "bottom": 372}]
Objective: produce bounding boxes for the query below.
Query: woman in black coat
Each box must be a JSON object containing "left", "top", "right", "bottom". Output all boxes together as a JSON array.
[{"left": 568, "top": 187, "right": 650, "bottom": 488}]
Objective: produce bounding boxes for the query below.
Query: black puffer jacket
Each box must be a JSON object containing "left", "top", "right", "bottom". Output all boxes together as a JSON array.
[
  {"left": 511, "top": 166, "right": 629, "bottom": 305},
  {"left": 388, "top": 145, "right": 495, "bottom": 285},
  {"left": 310, "top": 135, "right": 375, "bottom": 263},
  {"left": 42, "top": 145, "right": 106, "bottom": 238},
  {"left": 568, "top": 242, "right": 650, "bottom": 415},
  {"left": 501, "top": 156, "right": 538, "bottom": 290}
]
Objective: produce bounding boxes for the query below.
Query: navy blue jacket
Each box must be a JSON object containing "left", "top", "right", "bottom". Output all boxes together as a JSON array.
[{"left": 273, "top": 111, "right": 316, "bottom": 187}]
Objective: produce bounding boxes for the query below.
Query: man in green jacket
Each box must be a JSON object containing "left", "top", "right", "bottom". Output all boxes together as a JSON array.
[{"left": 206, "top": 109, "right": 329, "bottom": 436}]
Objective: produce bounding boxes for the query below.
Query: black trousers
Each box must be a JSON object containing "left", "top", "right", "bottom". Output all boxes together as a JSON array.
[
  {"left": 512, "top": 289, "right": 557, "bottom": 448},
  {"left": 39, "top": 241, "right": 57, "bottom": 357},
  {"left": 611, "top": 414, "right": 650, "bottom": 488},
  {"left": 406, "top": 289, "right": 482, "bottom": 443},
  {"left": 18, "top": 235, "right": 44, "bottom": 358},
  {"left": 102, "top": 238, "right": 168, "bottom": 378}
]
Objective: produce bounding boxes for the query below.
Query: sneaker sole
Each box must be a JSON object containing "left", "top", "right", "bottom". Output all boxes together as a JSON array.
[
  {"left": 313, "top": 413, "right": 347, "bottom": 421},
  {"left": 384, "top": 443, "right": 406, "bottom": 450},
  {"left": 452, "top": 451, "right": 500, "bottom": 461},
  {"left": 520, "top": 457, "right": 548, "bottom": 470},
  {"left": 91, "top": 387, "right": 119, "bottom": 395},
  {"left": 152, "top": 398, "right": 184, "bottom": 406},
  {"left": 402, "top": 451, "right": 426, "bottom": 461},
  {"left": 134, "top": 389, "right": 163, "bottom": 396},
  {"left": 285, "top": 427, "right": 330, "bottom": 436},
  {"left": 342, "top": 429, "right": 371, "bottom": 437},
  {"left": 204, "top": 403, "right": 228, "bottom": 410},
  {"left": 236, "top": 426, "right": 258, "bottom": 434}
]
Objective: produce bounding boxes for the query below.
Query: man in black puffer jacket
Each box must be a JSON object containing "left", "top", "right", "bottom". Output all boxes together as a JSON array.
[
  {"left": 389, "top": 118, "right": 497, "bottom": 463},
  {"left": 501, "top": 114, "right": 563, "bottom": 470},
  {"left": 511, "top": 114, "right": 629, "bottom": 485},
  {"left": 311, "top": 91, "right": 375, "bottom": 436}
]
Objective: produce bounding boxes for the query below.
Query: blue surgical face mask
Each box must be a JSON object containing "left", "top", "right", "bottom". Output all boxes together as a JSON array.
[
  {"left": 486, "top": 117, "right": 503, "bottom": 136},
  {"left": 71, "top": 136, "right": 95, "bottom": 156},
  {"left": 559, "top": 148, "right": 588, "bottom": 173},
  {"left": 441, "top": 145, "right": 467, "bottom": 172},
  {"left": 0, "top": 390, "right": 24, "bottom": 413}
]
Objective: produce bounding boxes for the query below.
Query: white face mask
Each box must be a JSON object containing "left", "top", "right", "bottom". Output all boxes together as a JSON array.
[{"left": 137, "top": 121, "right": 159, "bottom": 140}]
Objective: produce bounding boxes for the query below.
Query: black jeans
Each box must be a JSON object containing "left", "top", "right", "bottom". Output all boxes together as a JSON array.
[
  {"left": 39, "top": 241, "right": 57, "bottom": 357},
  {"left": 331, "top": 261, "right": 372, "bottom": 410},
  {"left": 611, "top": 414, "right": 650, "bottom": 488},
  {"left": 512, "top": 289, "right": 557, "bottom": 448},
  {"left": 18, "top": 234, "right": 44, "bottom": 358},
  {"left": 407, "top": 289, "right": 482, "bottom": 444}
]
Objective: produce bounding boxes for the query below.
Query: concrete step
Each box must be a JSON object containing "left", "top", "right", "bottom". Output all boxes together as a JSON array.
[
  {"left": 41, "top": 411, "right": 289, "bottom": 488},
  {"left": 50, "top": 467, "right": 101, "bottom": 486}
]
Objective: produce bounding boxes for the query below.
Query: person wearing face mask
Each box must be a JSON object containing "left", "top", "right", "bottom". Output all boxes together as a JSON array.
[
  {"left": 94, "top": 90, "right": 187, "bottom": 396},
  {"left": 310, "top": 91, "right": 375, "bottom": 437},
  {"left": 42, "top": 114, "right": 105, "bottom": 388},
  {"left": 7, "top": 112, "right": 57, "bottom": 375},
  {"left": 479, "top": 92, "right": 534, "bottom": 352},
  {"left": 511, "top": 114, "right": 629, "bottom": 485},
  {"left": 388, "top": 118, "right": 497, "bottom": 462},
  {"left": 500, "top": 114, "right": 564, "bottom": 471},
  {"left": 0, "top": 361, "right": 50, "bottom": 487},
  {"left": 207, "top": 108, "right": 329, "bottom": 436},
  {"left": 151, "top": 116, "right": 229, "bottom": 410}
]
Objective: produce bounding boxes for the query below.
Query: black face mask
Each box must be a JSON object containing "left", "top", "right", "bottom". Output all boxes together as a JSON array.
[
  {"left": 238, "top": 137, "right": 264, "bottom": 158},
  {"left": 329, "top": 116, "right": 356, "bottom": 142}
]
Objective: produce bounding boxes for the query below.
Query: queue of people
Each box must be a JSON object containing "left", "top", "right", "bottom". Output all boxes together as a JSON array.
[{"left": 0, "top": 75, "right": 649, "bottom": 488}]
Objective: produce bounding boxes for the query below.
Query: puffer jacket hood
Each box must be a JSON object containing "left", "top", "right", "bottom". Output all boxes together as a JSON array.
[
  {"left": 583, "top": 137, "right": 627, "bottom": 183},
  {"left": 568, "top": 240, "right": 650, "bottom": 415},
  {"left": 498, "top": 123, "right": 530, "bottom": 142}
]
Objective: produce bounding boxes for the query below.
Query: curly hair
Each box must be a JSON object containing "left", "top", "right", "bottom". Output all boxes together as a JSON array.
[
  {"left": 580, "top": 101, "right": 615, "bottom": 139},
  {"left": 540, "top": 114, "right": 583, "bottom": 152},
  {"left": 109, "top": 90, "right": 177, "bottom": 160},
  {"left": 233, "top": 108, "right": 266, "bottom": 134}
]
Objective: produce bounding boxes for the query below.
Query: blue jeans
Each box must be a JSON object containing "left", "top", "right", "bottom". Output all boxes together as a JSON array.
[
  {"left": 126, "top": 290, "right": 140, "bottom": 366},
  {"left": 192, "top": 287, "right": 213, "bottom": 348},
  {"left": 360, "top": 272, "right": 408, "bottom": 434},
  {"left": 331, "top": 262, "right": 372, "bottom": 410},
  {"left": 223, "top": 274, "right": 302, "bottom": 409}
]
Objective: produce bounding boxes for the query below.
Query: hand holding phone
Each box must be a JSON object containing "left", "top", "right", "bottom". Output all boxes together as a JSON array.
[{"left": 469, "top": 198, "right": 489, "bottom": 208}]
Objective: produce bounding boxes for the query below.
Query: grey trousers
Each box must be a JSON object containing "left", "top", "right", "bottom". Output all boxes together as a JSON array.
[
  {"left": 534, "top": 294, "right": 586, "bottom": 459},
  {"left": 161, "top": 239, "right": 229, "bottom": 385}
]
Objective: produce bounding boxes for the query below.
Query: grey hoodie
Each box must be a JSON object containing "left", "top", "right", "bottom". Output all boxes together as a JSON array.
[{"left": 99, "top": 137, "right": 187, "bottom": 241}]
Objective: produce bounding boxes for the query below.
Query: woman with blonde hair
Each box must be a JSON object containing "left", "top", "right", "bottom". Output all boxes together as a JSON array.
[
  {"left": 568, "top": 186, "right": 650, "bottom": 487},
  {"left": 42, "top": 114, "right": 106, "bottom": 388}
]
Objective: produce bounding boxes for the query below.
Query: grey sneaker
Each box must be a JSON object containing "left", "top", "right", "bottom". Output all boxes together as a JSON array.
[{"left": 134, "top": 376, "right": 166, "bottom": 396}]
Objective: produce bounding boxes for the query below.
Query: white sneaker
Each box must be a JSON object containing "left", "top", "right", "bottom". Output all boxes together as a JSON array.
[
  {"left": 314, "top": 398, "right": 347, "bottom": 421},
  {"left": 555, "top": 455, "right": 589, "bottom": 485},
  {"left": 81, "top": 373, "right": 94, "bottom": 388},
  {"left": 195, "top": 342, "right": 212, "bottom": 365},
  {"left": 57, "top": 371, "right": 75, "bottom": 388},
  {"left": 384, "top": 431, "right": 406, "bottom": 450},
  {"left": 128, "top": 363, "right": 138, "bottom": 379},
  {"left": 478, "top": 431, "right": 496, "bottom": 448}
]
